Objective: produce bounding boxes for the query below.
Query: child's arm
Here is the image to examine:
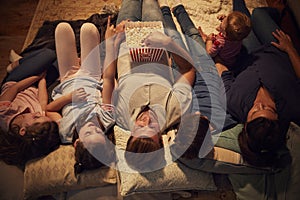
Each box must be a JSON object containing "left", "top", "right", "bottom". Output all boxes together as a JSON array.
[
  {"left": 0, "top": 73, "right": 44, "bottom": 102},
  {"left": 205, "top": 33, "right": 218, "bottom": 57},
  {"left": 144, "top": 31, "right": 195, "bottom": 86},
  {"left": 46, "top": 88, "right": 89, "bottom": 112},
  {"left": 102, "top": 16, "right": 119, "bottom": 104},
  {"left": 38, "top": 74, "right": 48, "bottom": 111}
]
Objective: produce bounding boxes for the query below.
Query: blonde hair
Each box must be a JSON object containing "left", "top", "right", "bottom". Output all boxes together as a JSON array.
[{"left": 226, "top": 11, "right": 251, "bottom": 41}]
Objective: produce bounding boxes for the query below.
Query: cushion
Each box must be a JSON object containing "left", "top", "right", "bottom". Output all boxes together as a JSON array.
[
  {"left": 24, "top": 145, "right": 117, "bottom": 199},
  {"left": 114, "top": 126, "right": 217, "bottom": 196},
  {"left": 228, "top": 122, "right": 300, "bottom": 200},
  {"left": 175, "top": 123, "right": 289, "bottom": 174}
]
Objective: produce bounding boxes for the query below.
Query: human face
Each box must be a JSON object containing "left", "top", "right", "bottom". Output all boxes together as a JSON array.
[
  {"left": 247, "top": 87, "right": 278, "bottom": 122},
  {"left": 216, "top": 16, "right": 227, "bottom": 34},
  {"left": 78, "top": 120, "right": 106, "bottom": 148},
  {"left": 132, "top": 110, "right": 161, "bottom": 144},
  {"left": 247, "top": 102, "right": 278, "bottom": 122},
  {"left": 12, "top": 112, "right": 52, "bottom": 129}
]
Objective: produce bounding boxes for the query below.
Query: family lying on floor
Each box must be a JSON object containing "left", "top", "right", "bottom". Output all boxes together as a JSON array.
[{"left": 0, "top": 0, "right": 299, "bottom": 176}]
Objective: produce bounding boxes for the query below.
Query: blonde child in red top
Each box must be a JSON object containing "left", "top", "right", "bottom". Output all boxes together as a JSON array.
[{"left": 198, "top": 11, "right": 251, "bottom": 68}]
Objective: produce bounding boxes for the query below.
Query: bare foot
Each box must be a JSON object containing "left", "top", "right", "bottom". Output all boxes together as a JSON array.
[
  {"left": 9, "top": 49, "right": 22, "bottom": 63},
  {"left": 6, "top": 60, "right": 20, "bottom": 73}
]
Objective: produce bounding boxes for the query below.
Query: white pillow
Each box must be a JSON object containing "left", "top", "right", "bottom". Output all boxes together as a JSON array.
[
  {"left": 24, "top": 145, "right": 117, "bottom": 199},
  {"left": 114, "top": 126, "right": 217, "bottom": 196}
]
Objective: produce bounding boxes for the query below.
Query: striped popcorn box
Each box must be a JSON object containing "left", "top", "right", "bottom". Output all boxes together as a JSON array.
[
  {"left": 125, "top": 21, "right": 167, "bottom": 62},
  {"left": 129, "top": 47, "right": 165, "bottom": 62}
]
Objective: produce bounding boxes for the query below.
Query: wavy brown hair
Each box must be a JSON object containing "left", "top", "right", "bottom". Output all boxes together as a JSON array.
[
  {"left": 226, "top": 11, "right": 251, "bottom": 41},
  {"left": 0, "top": 121, "right": 60, "bottom": 168}
]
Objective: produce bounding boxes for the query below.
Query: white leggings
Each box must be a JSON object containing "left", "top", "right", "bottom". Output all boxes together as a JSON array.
[{"left": 55, "top": 22, "right": 101, "bottom": 82}]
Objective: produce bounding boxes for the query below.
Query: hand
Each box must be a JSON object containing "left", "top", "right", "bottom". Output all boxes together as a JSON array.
[
  {"left": 105, "top": 16, "right": 116, "bottom": 40},
  {"left": 271, "top": 29, "right": 294, "bottom": 53},
  {"left": 217, "top": 14, "right": 226, "bottom": 21},
  {"left": 143, "top": 31, "right": 171, "bottom": 48},
  {"left": 207, "top": 33, "right": 216, "bottom": 41},
  {"left": 115, "top": 20, "right": 128, "bottom": 33},
  {"left": 113, "top": 20, "right": 127, "bottom": 47},
  {"left": 71, "top": 88, "right": 90, "bottom": 103}
]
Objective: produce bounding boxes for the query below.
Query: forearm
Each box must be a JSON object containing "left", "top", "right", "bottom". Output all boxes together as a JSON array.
[
  {"left": 286, "top": 47, "right": 300, "bottom": 78},
  {"left": 168, "top": 40, "right": 195, "bottom": 85},
  {"left": 102, "top": 40, "right": 117, "bottom": 104},
  {"left": 38, "top": 78, "right": 48, "bottom": 111},
  {"left": 0, "top": 75, "right": 40, "bottom": 102},
  {"left": 46, "top": 93, "right": 72, "bottom": 112}
]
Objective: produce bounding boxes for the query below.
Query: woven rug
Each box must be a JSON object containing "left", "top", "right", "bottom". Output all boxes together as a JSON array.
[
  {"left": 23, "top": 0, "right": 121, "bottom": 50},
  {"left": 24, "top": 0, "right": 266, "bottom": 50}
]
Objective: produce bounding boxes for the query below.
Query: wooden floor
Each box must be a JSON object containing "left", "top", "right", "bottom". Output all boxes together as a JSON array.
[{"left": 0, "top": 0, "right": 39, "bottom": 83}]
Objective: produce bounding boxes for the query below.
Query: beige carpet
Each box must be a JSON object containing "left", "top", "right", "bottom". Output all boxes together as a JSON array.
[
  {"left": 24, "top": 0, "right": 267, "bottom": 50},
  {"left": 23, "top": 0, "right": 121, "bottom": 50}
]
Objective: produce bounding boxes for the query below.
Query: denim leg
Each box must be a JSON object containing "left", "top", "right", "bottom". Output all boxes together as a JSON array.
[
  {"left": 172, "top": 5, "right": 205, "bottom": 48},
  {"left": 251, "top": 7, "right": 281, "bottom": 45},
  {"left": 233, "top": 0, "right": 251, "bottom": 17},
  {"left": 160, "top": 6, "right": 187, "bottom": 51},
  {"left": 233, "top": 0, "right": 261, "bottom": 54},
  {"left": 116, "top": 0, "right": 142, "bottom": 24},
  {"left": 142, "top": 0, "right": 163, "bottom": 21},
  {"left": 4, "top": 48, "right": 57, "bottom": 85},
  {"left": 170, "top": 5, "right": 232, "bottom": 131}
]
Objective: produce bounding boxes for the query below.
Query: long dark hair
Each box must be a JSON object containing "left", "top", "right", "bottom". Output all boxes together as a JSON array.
[
  {"left": 171, "top": 113, "right": 210, "bottom": 160},
  {"left": 73, "top": 117, "right": 116, "bottom": 176},
  {"left": 0, "top": 121, "right": 60, "bottom": 168},
  {"left": 238, "top": 117, "right": 285, "bottom": 167}
]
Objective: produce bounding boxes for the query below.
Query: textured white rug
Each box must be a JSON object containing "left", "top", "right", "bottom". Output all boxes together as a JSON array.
[{"left": 24, "top": 0, "right": 267, "bottom": 49}]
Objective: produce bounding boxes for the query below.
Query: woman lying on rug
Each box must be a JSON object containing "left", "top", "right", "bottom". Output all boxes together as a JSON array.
[
  {"left": 46, "top": 18, "right": 117, "bottom": 175},
  {"left": 214, "top": 0, "right": 300, "bottom": 167},
  {"left": 157, "top": 0, "right": 237, "bottom": 159},
  {"left": 113, "top": 0, "right": 196, "bottom": 172}
]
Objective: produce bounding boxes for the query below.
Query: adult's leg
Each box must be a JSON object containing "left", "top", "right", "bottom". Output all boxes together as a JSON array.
[
  {"left": 172, "top": 5, "right": 205, "bottom": 48},
  {"left": 116, "top": 0, "right": 142, "bottom": 24},
  {"left": 160, "top": 6, "right": 187, "bottom": 52},
  {"left": 55, "top": 22, "right": 79, "bottom": 82},
  {"left": 171, "top": 5, "right": 234, "bottom": 131},
  {"left": 4, "top": 49, "right": 56, "bottom": 83},
  {"left": 79, "top": 23, "right": 101, "bottom": 80},
  {"left": 251, "top": 7, "right": 281, "bottom": 45},
  {"left": 233, "top": 0, "right": 261, "bottom": 53},
  {"left": 142, "top": 0, "right": 163, "bottom": 21}
]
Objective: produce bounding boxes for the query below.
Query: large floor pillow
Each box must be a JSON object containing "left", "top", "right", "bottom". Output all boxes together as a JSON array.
[
  {"left": 228, "top": 122, "right": 300, "bottom": 200},
  {"left": 113, "top": 126, "right": 217, "bottom": 197},
  {"left": 172, "top": 121, "right": 288, "bottom": 174},
  {"left": 24, "top": 145, "right": 117, "bottom": 199}
]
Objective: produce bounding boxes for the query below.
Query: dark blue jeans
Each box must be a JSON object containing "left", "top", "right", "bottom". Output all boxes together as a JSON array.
[
  {"left": 116, "top": 0, "right": 163, "bottom": 24},
  {"left": 162, "top": 5, "right": 236, "bottom": 131},
  {"left": 233, "top": 0, "right": 281, "bottom": 52},
  {"left": 3, "top": 48, "right": 58, "bottom": 87}
]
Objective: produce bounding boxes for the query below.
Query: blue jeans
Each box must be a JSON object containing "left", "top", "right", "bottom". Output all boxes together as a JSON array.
[
  {"left": 3, "top": 48, "right": 58, "bottom": 87},
  {"left": 251, "top": 7, "right": 281, "bottom": 45},
  {"left": 117, "top": 0, "right": 163, "bottom": 24},
  {"left": 233, "top": 0, "right": 281, "bottom": 52},
  {"left": 162, "top": 5, "right": 236, "bottom": 131}
]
